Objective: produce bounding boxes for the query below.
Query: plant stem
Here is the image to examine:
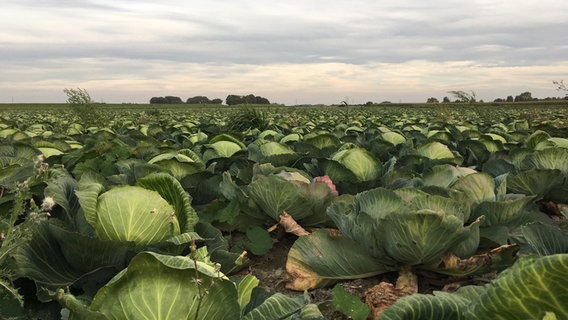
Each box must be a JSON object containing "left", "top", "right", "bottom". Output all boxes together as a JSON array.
[{"left": 395, "top": 266, "right": 418, "bottom": 293}]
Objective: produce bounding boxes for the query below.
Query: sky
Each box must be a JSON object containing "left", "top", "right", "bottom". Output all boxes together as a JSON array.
[{"left": 1, "top": 0, "right": 567, "bottom": 105}]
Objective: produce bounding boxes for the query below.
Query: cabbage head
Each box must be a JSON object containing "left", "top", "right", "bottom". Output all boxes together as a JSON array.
[{"left": 327, "top": 187, "right": 479, "bottom": 267}]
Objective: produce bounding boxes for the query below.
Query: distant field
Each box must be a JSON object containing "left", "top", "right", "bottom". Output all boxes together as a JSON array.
[
  {"left": 1, "top": 101, "right": 567, "bottom": 137},
  {"left": 1, "top": 98, "right": 568, "bottom": 319},
  {"left": 0, "top": 99, "right": 567, "bottom": 111}
]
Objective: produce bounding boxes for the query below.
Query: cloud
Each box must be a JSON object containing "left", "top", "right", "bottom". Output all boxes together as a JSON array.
[
  {"left": 2, "top": 56, "right": 567, "bottom": 104},
  {"left": 1, "top": 0, "right": 567, "bottom": 103}
]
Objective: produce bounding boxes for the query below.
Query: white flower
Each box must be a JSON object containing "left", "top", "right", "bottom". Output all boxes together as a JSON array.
[{"left": 41, "top": 196, "right": 56, "bottom": 211}]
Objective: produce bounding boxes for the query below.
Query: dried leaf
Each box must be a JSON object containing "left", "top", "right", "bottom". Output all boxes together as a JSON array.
[
  {"left": 438, "top": 244, "right": 519, "bottom": 275},
  {"left": 365, "top": 283, "right": 417, "bottom": 319},
  {"left": 365, "top": 268, "right": 418, "bottom": 319},
  {"left": 280, "top": 211, "right": 309, "bottom": 236}
]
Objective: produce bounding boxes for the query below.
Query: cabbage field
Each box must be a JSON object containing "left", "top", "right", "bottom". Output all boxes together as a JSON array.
[{"left": 1, "top": 103, "right": 567, "bottom": 319}]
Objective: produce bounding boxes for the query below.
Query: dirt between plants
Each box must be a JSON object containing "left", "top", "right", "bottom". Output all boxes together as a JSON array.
[{"left": 236, "top": 232, "right": 488, "bottom": 319}]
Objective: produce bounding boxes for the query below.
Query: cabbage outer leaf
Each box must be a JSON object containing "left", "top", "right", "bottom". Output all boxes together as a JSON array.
[{"left": 86, "top": 252, "right": 240, "bottom": 320}]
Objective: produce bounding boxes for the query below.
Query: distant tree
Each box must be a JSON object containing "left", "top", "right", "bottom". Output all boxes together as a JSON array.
[
  {"left": 514, "top": 92, "right": 532, "bottom": 102},
  {"left": 226, "top": 94, "right": 243, "bottom": 106},
  {"left": 243, "top": 94, "right": 257, "bottom": 104},
  {"left": 186, "top": 96, "right": 211, "bottom": 104},
  {"left": 226, "top": 94, "right": 270, "bottom": 105},
  {"left": 210, "top": 98, "right": 223, "bottom": 104},
  {"left": 553, "top": 80, "right": 568, "bottom": 97},
  {"left": 150, "top": 96, "right": 184, "bottom": 104},
  {"left": 63, "top": 88, "right": 110, "bottom": 127},
  {"left": 165, "top": 96, "right": 183, "bottom": 104},
  {"left": 506, "top": 96, "right": 514, "bottom": 102},
  {"left": 150, "top": 97, "right": 168, "bottom": 104},
  {"left": 365, "top": 101, "right": 374, "bottom": 106},
  {"left": 426, "top": 97, "right": 439, "bottom": 103},
  {"left": 494, "top": 98, "right": 505, "bottom": 102},
  {"left": 64, "top": 88, "right": 93, "bottom": 105},
  {"left": 442, "top": 96, "right": 451, "bottom": 103},
  {"left": 255, "top": 96, "right": 270, "bottom": 104},
  {"left": 448, "top": 90, "right": 476, "bottom": 103}
]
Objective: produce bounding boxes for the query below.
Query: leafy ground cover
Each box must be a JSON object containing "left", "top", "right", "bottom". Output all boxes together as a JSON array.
[{"left": 1, "top": 103, "right": 567, "bottom": 319}]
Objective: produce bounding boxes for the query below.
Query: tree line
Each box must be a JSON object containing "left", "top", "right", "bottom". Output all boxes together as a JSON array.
[
  {"left": 425, "top": 90, "right": 568, "bottom": 104},
  {"left": 149, "top": 94, "right": 271, "bottom": 105}
]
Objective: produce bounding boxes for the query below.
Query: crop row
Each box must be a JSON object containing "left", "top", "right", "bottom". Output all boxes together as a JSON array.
[{"left": 0, "top": 105, "right": 567, "bottom": 319}]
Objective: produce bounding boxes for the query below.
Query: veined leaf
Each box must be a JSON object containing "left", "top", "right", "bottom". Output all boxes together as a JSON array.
[
  {"left": 286, "top": 229, "right": 390, "bottom": 290},
  {"left": 76, "top": 173, "right": 106, "bottom": 230},
  {"left": 356, "top": 188, "right": 405, "bottom": 220},
  {"left": 522, "top": 147, "right": 568, "bottom": 174},
  {"left": 466, "top": 254, "right": 568, "bottom": 319},
  {"left": 85, "top": 252, "right": 240, "bottom": 320},
  {"left": 242, "top": 290, "right": 308, "bottom": 320},
  {"left": 237, "top": 275, "right": 260, "bottom": 314},
  {"left": 416, "top": 141, "right": 455, "bottom": 160},
  {"left": 331, "top": 147, "right": 381, "bottom": 182},
  {"left": 422, "top": 165, "right": 477, "bottom": 188},
  {"left": 379, "top": 287, "right": 478, "bottom": 320},
  {"left": 137, "top": 172, "right": 198, "bottom": 233},
  {"left": 521, "top": 222, "right": 568, "bottom": 255},
  {"left": 507, "top": 169, "right": 564, "bottom": 197},
  {"left": 94, "top": 186, "right": 180, "bottom": 246},
  {"left": 13, "top": 220, "right": 132, "bottom": 294},
  {"left": 381, "top": 211, "right": 467, "bottom": 266},
  {"left": 451, "top": 173, "right": 496, "bottom": 206},
  {"left": 471, "top": 195, "right": 535, "bottom": 227},
  {"left": 247, "top": 175, "right": 309, "bottom": 222}
]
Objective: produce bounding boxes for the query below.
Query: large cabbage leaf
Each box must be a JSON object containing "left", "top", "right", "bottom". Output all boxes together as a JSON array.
[
  {"left": 331, "top": 147, "right": 381, "bottom": 182},
  {"left": 57, "top": 252, "right": 317, "bottom": 319},
  {"left": 286, "top": 229, "right": 391, "bottom": 290},
  {"left": 356, "top": 188, "right": 406, "bottom": 220},
  {"left": 12, "top": 220, "right": 133, "bottom": 296},
  {"left": 206, "top": 140, "right": 244, "bottom": 159},
  {"left": 245, "top": 173, "right": 334, "bottom": 225},
  {"left": 470, "top": 195, "right": 536, "bottom": 227},
  {"left": 44, "top": 175, "right": 94, "bottom": 236},
  {"left": 379, "top": 287, "right": 480, "bottom": 320},
  {"left": 465, "top": 254, "right": 568, "bottom": 319},
  {"left": 247, "top": 141, "right": 301, "bottom": 167},
  {"left": 507, "top": 169, "right": 564, "bottom": 198},
  {"left": 296, "top": 132, "right": 341, "bottom": 157},
  {"left": 381, "top": 131, "right": 407, "bottom": 146},
  {"left": 521, "top": 147, "right": 568, "bottom": 173},
  {"left": 521, "top": 222, "right": 568, "bottom": 255},
  {"left": 137, "top": 172, "right": 198, "bottom": 233},
  {"left": 381, "top": 254, "right": 568, "bottom": 319},
  {"left": 148, "top": 150, "right": 205, "bottom": 180},
  {"left": 381, "top": 210, "right": 469, "bottom": 266},
  {"left": 422, "top": 165, "right": 476, "bottom": 188},
  {"left": 451, "top": 173, "right": 496, "bottom": 207},
  {"left": 62, "top": 252, "right": 241, "bottom": 320},
  {"left": 416, "top": 141, "right": 456, "bottom": 160},
  {"left": 327, "top": 194, "right": 392, "bottom": 261}
]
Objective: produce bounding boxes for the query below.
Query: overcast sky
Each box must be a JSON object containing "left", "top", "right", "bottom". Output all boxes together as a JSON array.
[{"left": 1, "top": 0, "right": 567, "bottom": 105}]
